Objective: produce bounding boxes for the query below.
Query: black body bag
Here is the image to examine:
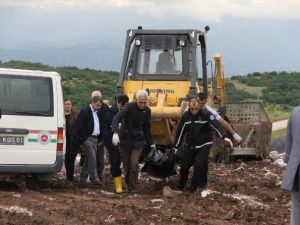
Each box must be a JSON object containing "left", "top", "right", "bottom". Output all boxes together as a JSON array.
[{"left": 141, "top": 148, "right": 177, "bottom": 178}]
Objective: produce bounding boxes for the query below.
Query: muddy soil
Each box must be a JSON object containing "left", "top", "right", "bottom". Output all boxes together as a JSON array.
[{"left": 0, "top": 159, "right": 290, "bottom": 225}]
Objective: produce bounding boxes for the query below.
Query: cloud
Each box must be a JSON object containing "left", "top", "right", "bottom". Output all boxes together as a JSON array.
[
  {"left": 0, "top": 0, "right": 115, "bottom": 10},
  {"left": 1, "top": 0, "right": 300, "bottom": 21}
]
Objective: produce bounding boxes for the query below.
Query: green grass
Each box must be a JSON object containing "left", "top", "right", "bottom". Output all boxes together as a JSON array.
[
  {"left": 268, "top": 111, "right": 290, "bottom": 122},
  {"left": 227, "top": 79, "right": 264, "bottom": 100},
  {"left": 272, "top": 129, "right": 287, "bottom": 138}
]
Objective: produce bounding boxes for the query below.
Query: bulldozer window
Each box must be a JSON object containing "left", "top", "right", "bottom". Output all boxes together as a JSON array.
[{"left": 137, "top": 48, "right": 182, "bottom": 75}]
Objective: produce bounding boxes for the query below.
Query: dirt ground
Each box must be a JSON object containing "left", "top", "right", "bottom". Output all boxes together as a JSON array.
[{"left": 0, "top": 158, "right": 290, "bottom": 225}]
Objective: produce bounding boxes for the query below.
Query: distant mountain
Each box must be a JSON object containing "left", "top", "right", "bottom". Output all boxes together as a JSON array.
[
  {"left": 0, "top": 41, "right": 124, "bottom": 72},
  {"left": 1, "top": 38, "right": 300, "bottom": 76}
]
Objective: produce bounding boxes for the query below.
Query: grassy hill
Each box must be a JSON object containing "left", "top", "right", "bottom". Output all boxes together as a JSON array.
[
  {"left": 227, "top": 79, "right": 264, "bottom": 100},
  {"left": 225, "top": 71, "right": 300, "bottom": 121},
  {"left": 0, "top": 60, "right": 118, "bottom": 110},
  {"left": 0, "top": 60, "right": 298, "bottom": 122}
]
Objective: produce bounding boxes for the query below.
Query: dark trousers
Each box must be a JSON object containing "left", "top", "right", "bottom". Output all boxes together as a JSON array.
[
  {"left": 179, "top": 144, "right": 211, "bottom": 189},
  {"left": 96, "top": 142, "right": 105, "bottom": 181},
  {"left": 65, "top": 153, "right": 77, "bottom": 181},
  {"left": 106, "top": 143, "right": 122, "bottom": 178},
  {"left": 120, "top": 146, "right": 141, "bottom": 191}
]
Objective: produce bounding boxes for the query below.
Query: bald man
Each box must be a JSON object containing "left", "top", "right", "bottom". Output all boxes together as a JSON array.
[{"left": 174, "top": 99, "right": 232, "bottom": 193}]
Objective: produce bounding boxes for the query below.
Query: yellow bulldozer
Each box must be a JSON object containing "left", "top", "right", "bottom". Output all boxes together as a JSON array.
[{"left": 115, "top": 26, "right": 272, "bottom": 160}]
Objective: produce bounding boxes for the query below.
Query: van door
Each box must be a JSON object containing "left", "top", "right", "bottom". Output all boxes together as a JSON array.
[{"left": 0, "top": 74, "right": 58, "bottom": 165}]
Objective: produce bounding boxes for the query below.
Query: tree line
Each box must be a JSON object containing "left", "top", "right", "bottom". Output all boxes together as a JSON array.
[
  {"left": 230, "top": 71, "right": 300, "bottom": 107},
  {"left": 0, "top": 60, "right": 118, "bottom": 110},
  {"left": 1, "top": 60, "right": 299, "bottom": 110}
]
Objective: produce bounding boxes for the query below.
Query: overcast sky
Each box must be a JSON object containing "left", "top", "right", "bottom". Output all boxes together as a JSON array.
[
  {"left": 1, "top": 0, "right": 300, "bottom": 75},
  {"left": 2, "top": 0, "right": 300, "bottom": 21}
]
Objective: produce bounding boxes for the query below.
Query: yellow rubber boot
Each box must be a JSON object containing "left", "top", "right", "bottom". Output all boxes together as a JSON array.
[{"left": 114, "top": 176, "right": 123, "bottom": 194}]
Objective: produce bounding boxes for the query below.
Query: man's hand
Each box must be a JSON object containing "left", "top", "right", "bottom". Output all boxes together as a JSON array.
[
  {"left": 224, "top": 137, "right": 233, "bottom": 148},
  {"left": 173, "top": 148, "right": 178, "bottom": 155},
  {"left": 233, "top": 133, "right": 243, "bottom": 143},
  {"left": 112, "top": 133, "right": 120, "bottom": 146},
  {"left": 150, "top": 144, "right": 156, "bottom": 151},
  {"left": 173, "top": 147, "right": 180, "bottom": 159}
]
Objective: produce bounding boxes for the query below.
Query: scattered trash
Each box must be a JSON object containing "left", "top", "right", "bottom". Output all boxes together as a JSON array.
[
  {"left": 162, "top": 186, "right": 182, "bottom": 197},
  {"left": 150, "top": 199, "right": 164, "bottom": 203},
  {"left": 100, "top": 190, "right": 115, "bottom": 196},
  {"left": 235, "top": 163, "right": 246, "bottom": 171},
  {"left": 43, "top": 196, "right": 55, "bottom": 201},
  {"left": 0, "top": 205, "right": 33, "bottom": 217},
  {"left": 274, "top": 159, "right": 287, "bottom": 167},
  {"left": 171, "top": 217, "right": 177, "bottom": 222},
  {"left": 104, "top": 215, "right": 115, "bottom": 223},
  {"left": 12, "top": 194, "right": 21, "bottom": 198},
  {"left": 201, "top": 189, "right": 214, "bottom": 198},
  {"left": 223, "top": 193, "right": 269, "bottom": 209},
  {"left": 269, "top": 151, "right": 285, "bottom": 161}
]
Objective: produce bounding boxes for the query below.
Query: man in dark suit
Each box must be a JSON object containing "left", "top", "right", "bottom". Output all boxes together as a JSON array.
[
  {"left": 77, "top": 96, "right": 103, "bottom": 186},
  {"left": 90, "top": 90, "right": 109, "bottom": 182},
  {"left": 112, "top": 90, "right": 155, "bottom": 193}
]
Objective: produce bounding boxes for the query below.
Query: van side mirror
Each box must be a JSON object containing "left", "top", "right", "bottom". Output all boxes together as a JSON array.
[{"left": 0, "top": 108, "right": 2, "bottom": 119}]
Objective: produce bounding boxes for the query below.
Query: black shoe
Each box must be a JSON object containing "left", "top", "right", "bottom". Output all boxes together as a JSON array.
[
  {"left": 79, "top": 178, "right": 87, "bottom": 184},
  {"left": 185, "top": 186, "right": 197, "bottom": 193},
  {"left": 176, "top": 184, "right": 185, "bottom": 191},
  {"left": 67, "top": 177, "right": 75, "bottom": 182},
  {"left": 92, "top": 180, "right": 102, "bottom": 187},
  {"left": 128, "top": 189, "right": 137, "bottom": 194}
]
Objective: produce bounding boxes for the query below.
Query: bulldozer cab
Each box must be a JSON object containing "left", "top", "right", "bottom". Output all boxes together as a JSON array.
[
  {"left": 115, "top": 28, "right": 210, "bottom": 148},
  {"left": 116, "top": 28, "right": 210, "bottom": 99}
]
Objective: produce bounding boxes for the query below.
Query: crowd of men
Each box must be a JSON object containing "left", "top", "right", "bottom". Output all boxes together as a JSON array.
[{"left": 64, "top": 90, "right": 243, "bottom": 194}]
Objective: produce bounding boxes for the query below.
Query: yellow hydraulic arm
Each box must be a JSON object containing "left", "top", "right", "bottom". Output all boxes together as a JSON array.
[{"left": 214, "top": 53, "right": 225, "bottom": 107}]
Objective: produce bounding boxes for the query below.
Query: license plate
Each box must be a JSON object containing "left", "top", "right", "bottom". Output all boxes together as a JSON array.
[{"left": 0, "top": 136, "right": 24, "bottom": 145}]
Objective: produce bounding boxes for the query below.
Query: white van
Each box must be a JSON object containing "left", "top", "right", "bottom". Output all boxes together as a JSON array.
[{"left": 0, "top": 68, "right": 65, "bottom": 180}]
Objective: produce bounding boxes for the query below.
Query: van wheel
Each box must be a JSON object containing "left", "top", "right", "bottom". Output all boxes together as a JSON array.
[{"left": 25, "top": 174, "right": 52, "bottom": 190}]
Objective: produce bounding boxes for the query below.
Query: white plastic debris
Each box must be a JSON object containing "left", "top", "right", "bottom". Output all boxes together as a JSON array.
[
  {"left": 43, "top": 196, "right": 55, "bottom": 201},
  {"left": 269, "top": 151, "right": 285, "bottom": 161},
  {"left": 0, "top": 206, "right": 33, "bottom": 217},
  {"left": 234, "top": 163, "right": 246, "bottom": 171},
  {"left": 201, "top": 189, "right": 213, "bottom": 198},
  {"left": 104, "top": 215, "right": 116, "bottom": 223},
  {"left": 100, "top": 190, "right": 115, "bottom": 196},
  {"left": 171, "top": 217, "right": 177, "bottom": 222},
  {"left": 12, "top": 194, "right": 21, "bottom": 198},
  {"left": 274, "top": 159, "right": 287, "bottom": 167},
  {"left": 223, "top": 193, "right": 269, "bottom": 209},
  {"left": 150, "top": 199, "right": 164, "bottom": 203}
]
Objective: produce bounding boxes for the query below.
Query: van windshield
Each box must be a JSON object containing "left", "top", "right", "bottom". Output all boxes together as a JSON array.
[{"left": 0, "top": 75, "right": 53, "bottom": 116}]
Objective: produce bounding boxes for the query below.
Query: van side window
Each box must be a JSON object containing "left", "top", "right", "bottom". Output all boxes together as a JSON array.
[{"left": 0, "top": 75, "right": 53, "bottom": 116}]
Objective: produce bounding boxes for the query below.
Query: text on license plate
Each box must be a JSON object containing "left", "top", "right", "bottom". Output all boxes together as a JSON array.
[{"left": 0, "top": 136, "right": 25, "bottom": 145}]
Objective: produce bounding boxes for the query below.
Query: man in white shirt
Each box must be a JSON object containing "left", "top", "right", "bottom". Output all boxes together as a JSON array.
[
  {"left": 197, "top": 93, "right": 243, "bottom": 143},
  {"left": 77, "top": 96, "right": 103, "bottom": 186}
]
